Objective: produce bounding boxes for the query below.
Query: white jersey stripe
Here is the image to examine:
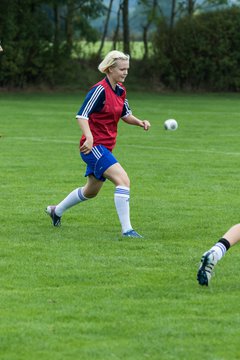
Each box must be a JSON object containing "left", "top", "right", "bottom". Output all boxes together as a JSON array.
[
  {"left": 82, "top": 85, "right": 104, "bottom": 116},
  {"left": 82, "top": 85, "right": 105, "bottom": 118},
  {"left": 123, "top": 99, "right": 132, "bottom": 117}
]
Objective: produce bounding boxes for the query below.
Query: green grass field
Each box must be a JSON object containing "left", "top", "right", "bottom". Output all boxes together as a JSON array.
[{"left": 1, "top": 90, "right": 240, "bottom": 360}]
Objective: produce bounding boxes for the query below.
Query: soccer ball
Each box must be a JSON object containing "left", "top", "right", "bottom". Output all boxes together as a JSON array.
[{"left": 164, "top": 119, "right": 178, "bottom": 131}]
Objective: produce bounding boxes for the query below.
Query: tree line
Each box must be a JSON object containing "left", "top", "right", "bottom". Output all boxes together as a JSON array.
[{"left": 0, "top": 0, "right": 240, "bottom": 90}]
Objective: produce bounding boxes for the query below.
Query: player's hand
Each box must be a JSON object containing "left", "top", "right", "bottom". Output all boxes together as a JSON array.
[
  {"left": 80, "top": 138, "right": 93, "bottom": 154},
  {"left": 141, "top": 120, "right": 151, "bottom": 131}
]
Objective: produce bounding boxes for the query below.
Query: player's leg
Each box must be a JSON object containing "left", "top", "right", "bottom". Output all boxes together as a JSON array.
[
  {"left": 197, "top": 223, "right": 240, "bottom": 286},
  {"left": 104, "top": 163, "right": 142, "bottom": 238},
  {"left": 222, "top": 224, "right": 240, "bottom": 246},
  {"left": 46, "top": 175, "right": 103, "bottom": 226}
]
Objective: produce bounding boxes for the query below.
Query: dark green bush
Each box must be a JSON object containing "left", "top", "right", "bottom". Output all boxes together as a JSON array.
[{"left": 153, "top": 7, "right": 240, "bottom": 91}]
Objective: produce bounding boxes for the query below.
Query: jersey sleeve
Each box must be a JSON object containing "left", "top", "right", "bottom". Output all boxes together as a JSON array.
[
  {"left": 76, "top": 85, "right": 105, "bottom": 120},
  {"left": 121, "top": 98, "right": 132, "bottom": 118}
]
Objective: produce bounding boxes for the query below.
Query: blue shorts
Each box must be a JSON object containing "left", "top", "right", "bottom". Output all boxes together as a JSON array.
[{"left": 80, "top": 145, "right": 118, "bottom": 182}]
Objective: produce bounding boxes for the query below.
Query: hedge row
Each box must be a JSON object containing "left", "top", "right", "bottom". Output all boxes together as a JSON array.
[{"left": 152, "top": 7, "right": 240, "bottom": 91}]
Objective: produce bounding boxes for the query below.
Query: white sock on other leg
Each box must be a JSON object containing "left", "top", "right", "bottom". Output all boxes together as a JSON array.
[{"left": 114, "top": 186, "right": 132, "bottom": 233}]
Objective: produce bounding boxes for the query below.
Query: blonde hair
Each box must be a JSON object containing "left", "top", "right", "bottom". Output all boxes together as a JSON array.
[{"left": 98, "top": 50, "right": 130, "bottom": 74}]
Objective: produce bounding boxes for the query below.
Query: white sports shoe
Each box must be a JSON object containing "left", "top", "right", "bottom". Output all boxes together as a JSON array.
[{"left": 197, "top": 250, "right": 217, "bottom": 286}]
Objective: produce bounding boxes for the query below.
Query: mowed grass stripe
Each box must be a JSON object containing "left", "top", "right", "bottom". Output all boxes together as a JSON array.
[{"left": 4, "top": 135, "right": 240, "bottom": 157}]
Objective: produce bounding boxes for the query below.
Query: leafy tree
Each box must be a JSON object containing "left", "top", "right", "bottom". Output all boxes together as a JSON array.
[
  {"left": 137, "top": 0, "right": 160, "bottom": 59},
  {"left": 170, "top": 0, "right": 177, "bottom": 28},
  {"left": 0, "top": 0, "right": 52, "bottom": 86},
  {"left": 168, "top": 0, "right": 232, "bottom": 27},
  {"left": 177, "top": 0, "right": 231, "bottom": 16},
  {"left": 97, "top": 0, "right": 114, "bottom": 57},
  {"left": 112, "top": 1, "right": 123, "bottom": 49},
  {"left": 0, "top": 0, "right": 105, "bottom": 87},
  {"left": 122, "top": 0, "right": 130, "bottom": 54}
]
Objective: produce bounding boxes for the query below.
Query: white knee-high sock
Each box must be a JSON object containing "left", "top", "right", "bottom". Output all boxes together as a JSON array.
[
  {"left": 114, "top": 186, "right": 132, "bottom": 233},
  {"left": 55, "top": 187, "right": 88, "bottom": 217}
]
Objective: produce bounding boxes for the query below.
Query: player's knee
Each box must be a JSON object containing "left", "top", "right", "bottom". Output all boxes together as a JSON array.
[
  {"left": 82, "top": 187, "right": 100, "bottom": 198},
  {"left": 117, "top": 175, "right": 130, "bottom": 188},
  {"left": 124, "top": 178, "right": 130, "bottom": 188}
]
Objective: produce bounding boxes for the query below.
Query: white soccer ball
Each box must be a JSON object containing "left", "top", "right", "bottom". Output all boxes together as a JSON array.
[{"left": 164, "top": 119, "right": 178, "bottom": 131}]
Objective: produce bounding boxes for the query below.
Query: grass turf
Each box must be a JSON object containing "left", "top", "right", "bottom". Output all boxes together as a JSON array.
[{"left": 1, "top": 91, "right": 240, "bottom": 359}]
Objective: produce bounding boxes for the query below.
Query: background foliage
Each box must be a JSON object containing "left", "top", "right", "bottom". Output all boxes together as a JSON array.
[
  {"left": 153, "top": 7, "right": 240, "bottom": 91},
  {"left": 0, "top": 0, "right": 240, "bottom": 90}
]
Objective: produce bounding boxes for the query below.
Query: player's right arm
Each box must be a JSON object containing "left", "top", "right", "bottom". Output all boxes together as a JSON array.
[
  {"left": 76, "top": 85, "right": 105, "bottom": 154},
  {"left": 77, "top": 118, "right": 93, "bottom": 154}
]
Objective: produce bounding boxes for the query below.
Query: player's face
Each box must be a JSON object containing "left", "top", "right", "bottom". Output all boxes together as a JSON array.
[{"left": 109, "top": 59, "right": 129, "bottom": 84}]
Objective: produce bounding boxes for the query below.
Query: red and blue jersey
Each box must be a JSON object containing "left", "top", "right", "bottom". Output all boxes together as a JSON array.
[{"left": 76, "top": 77, "right": 132, "bottom": 151}]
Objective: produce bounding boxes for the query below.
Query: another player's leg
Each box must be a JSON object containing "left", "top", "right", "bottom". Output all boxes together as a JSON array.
[
  {"left": 46, "top": 175, "right": 103, "bottom": 226},
  {"left": 104, "top": 163, "right": 142, "bottom": 238},
  {"left": 197, "top": 224, "right": 240, "bottom": 286}
]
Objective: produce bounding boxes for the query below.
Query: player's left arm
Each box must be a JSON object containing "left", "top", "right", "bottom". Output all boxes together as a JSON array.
[
  {"left": 122, "top": 114, "right": 151, "bottom": 131},
  {"left": 121, "top": 99, "right": 150, "bottom": 131}
]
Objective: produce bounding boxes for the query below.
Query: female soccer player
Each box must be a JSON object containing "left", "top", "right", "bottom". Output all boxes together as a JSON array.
[
  {"left": 197, "top": 223, "right": 240, "bottom": 285},
  {"left": 46, "top": 50, "right": 151, "bottom": 238}
]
